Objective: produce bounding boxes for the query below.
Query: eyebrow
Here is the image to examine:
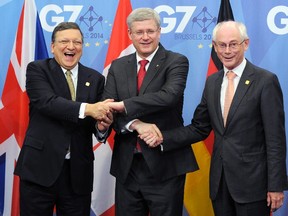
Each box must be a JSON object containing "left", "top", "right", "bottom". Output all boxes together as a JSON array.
[{"left": 218, "top": 40, "right": 239, "bottom": 43}]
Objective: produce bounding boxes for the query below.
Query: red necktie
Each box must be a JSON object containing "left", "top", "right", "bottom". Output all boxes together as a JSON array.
[
  {"left": 223, "top": 71, "right": 237, "bottom": 126},
  {"left": 137, "top": 60, "right": 149, "bottom": 92},
  {"left": 135, "top": 60, "right": 149, "bottom": 153}
]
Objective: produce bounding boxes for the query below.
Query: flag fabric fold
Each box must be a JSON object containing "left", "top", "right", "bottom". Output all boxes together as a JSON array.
[
  {"left": 0, "top": 0, "right": 48, "bottom": 215},
  {"left": 207, "top": 0, "right": 234, "bottom": 78},
  {"left": 102, "top": 0, "right": 135, "bottom": 78}
]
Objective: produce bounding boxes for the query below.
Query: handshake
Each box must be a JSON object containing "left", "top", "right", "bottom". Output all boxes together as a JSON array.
[{"left": 85, "top": 99, "right": 163, "bottom": 147}]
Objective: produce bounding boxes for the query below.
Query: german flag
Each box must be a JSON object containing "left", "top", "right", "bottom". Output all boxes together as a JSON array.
[{"left": 184, "top": 1, "right": 234, "bottom": 215}]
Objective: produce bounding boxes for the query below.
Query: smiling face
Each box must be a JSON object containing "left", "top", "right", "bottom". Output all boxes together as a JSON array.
[
  {"left": 128, "top": 19, "right": 161, "bottom": 59},
  {"left": 213, "top": 23, "right": 249, "bottom": 70},
  {"left": 51, "top": 29, "right": 83, "bottom": 70}
]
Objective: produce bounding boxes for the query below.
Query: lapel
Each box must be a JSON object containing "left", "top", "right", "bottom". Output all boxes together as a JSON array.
[
  {"left": 214, "top": 70, "right": 225, "bottom": 128},
  {"left": 125, "top": 54, "right": 138, "bottom": 97},
  {"left": 50, "top": 59, "right": 93, "bottom": 102},
  {"left": 139, "top": 44, "right": 165, "bottom": 95},
  {"left": 225, "top": 60, "right": 254, "bottom": 127},
  {"left": 76, "top": 63, "right": 93, "bottom": 102},
  {"left": 49, "top": 58, "right": 71, "bottom": 100}
]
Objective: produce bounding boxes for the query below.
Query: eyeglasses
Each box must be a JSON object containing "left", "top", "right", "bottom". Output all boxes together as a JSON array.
[
  {"left": 132, "top": 29, "right": 159, "bottom": 37},
  {"left": 215, "top": 40, "right": 246, "bottom": 50},
  {"left": 57, "top": 39, "right": 83, "bottom": 46}
]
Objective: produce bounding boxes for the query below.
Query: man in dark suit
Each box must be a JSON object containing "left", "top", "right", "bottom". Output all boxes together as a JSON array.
[
  {"left": 147, "top": 21, "right": 287, "bottom": 216},
  {"left": 103, "top": 8, "right": 198, "bottom": 216},
  {"left": 14, "top": 22, "right": 113, "bottom": 216}
]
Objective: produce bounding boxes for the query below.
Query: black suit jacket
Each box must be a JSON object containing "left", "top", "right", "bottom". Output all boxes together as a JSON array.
[
  {"left": 14, "top": 58, "right": 105, "bottom": 195},
  {"left": 163, "top": 60, "right": 287, "bottom": 203},
  {"left": 103, "top": 44, "right": 199, "bottom": 184}
]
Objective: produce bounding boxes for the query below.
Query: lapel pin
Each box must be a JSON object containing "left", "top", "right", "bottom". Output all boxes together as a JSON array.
[
  {"left": 85, "top": 82, "right": 90, "bottom": 86},
  {"left": 245, "top": 80, "right": 250, "bottom": 85}
]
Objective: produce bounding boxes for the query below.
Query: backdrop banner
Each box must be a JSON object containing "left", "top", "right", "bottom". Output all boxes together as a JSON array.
[{"left": 0, "top": 0, "right": 287, "bottom": 216}]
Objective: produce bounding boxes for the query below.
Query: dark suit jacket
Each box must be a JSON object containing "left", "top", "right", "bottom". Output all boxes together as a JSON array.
[
  {"left": 103, "top": 44, "right": 199, "bottom": 184},
  {"left": 163, "top": 60, "right": 287, "bottom": 203},
  {"left": 14, "top": 58, "right": 105, "bottom": 195}
]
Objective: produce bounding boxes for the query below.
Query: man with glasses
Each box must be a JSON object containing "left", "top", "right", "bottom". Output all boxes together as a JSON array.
[
  {"left": 14, "top": 22, "right": 113, "bottom": 216},
  {"left": 103, "top": 7, "right": 197, "bottom": 216},
  {"left": 147, "top": 20, "right": 287, "bottom": 216}
]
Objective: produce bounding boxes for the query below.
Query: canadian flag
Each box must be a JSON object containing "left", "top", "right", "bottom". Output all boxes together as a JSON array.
[
  {"left": 0, "top": 0, "right": 48, "bottom": 215},
  {"left": 91, "top": 0, "right": 135, "bottom": 215},
  {"left": 102, "top": 0, "right": 135, "bottom": 78}
]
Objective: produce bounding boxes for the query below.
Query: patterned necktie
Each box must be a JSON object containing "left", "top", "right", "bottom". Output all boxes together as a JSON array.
[
  {"left": 65, "top": 70, "right": 76, "bottom": 101},
  {"left": 137, "top": 60, "right": 149, "bottom": 92},
  {"left": 223, "top": 71, "right": 237, "bottom": 126}
]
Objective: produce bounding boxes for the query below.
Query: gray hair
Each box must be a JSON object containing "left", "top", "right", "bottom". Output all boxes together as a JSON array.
[
  {"left": 212, "top": 21, "right": 249, "bottom": 41},
  {"left": 127, "top": 8, "right": 161, "bottom": 29}
]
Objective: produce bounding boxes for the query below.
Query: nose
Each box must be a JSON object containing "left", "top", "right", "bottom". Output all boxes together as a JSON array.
[
  {"left": 225, "top": 45, "right": 230, "bottom": 51},
  {"left": 67, "top": 41, "right": 75, "bottom": 48},
  {"left": 142, "top": 32, "right": 150, "bottom": 39},
  {"left": 224, "top": 45, "right": 232, "bottom": 52}
]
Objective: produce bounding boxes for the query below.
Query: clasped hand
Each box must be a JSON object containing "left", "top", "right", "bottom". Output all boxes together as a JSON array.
[
  {"left": 85, "top": 99, "right": 114, "bottom": 131},
  {"left": 131, "top": 120, "right": 163, "bottom": 148},
  {"left": 107, "top": 101, "right": 163, "bottom": 147}
]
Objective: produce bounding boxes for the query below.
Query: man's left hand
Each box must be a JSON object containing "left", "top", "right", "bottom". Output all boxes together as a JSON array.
[{"left": 267, "top": 191, "right": 284, "bottom": 212}]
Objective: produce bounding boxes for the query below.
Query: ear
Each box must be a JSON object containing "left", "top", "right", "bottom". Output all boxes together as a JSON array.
[
  {"left": 243, "top": 39, "right": 250, "bottom": 51},
  {"left": 212, "top": 41, "right": 218, "bottom": 53},
  {"left": 157, "top": 27, "right": 161, "bottom": 39},
  {"left": 128, "top": 29, "right": 133, "bottom": 40},
  {"left": 50, "top": 42, "right": 55, "bottom": 54}
]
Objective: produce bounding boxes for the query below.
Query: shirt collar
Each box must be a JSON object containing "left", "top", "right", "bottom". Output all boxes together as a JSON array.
[
  {"left": 224, "top": 58, "right": 246, "bottom": 78},
  {"left": 61, "top": 64, "right": 79, "bottom": 78},
  {"left": 136, "top": 45, "right": 159, "bottom": 63}
]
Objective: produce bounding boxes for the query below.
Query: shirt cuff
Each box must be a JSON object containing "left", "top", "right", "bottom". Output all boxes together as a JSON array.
[
  {"left": 122, "top": 119, "right": 138, "bottom": 133},
  {"left": 96, "top": 125, "right": 108, "bottom": 142},
  {"left": 79, "top": 103, "right": 87, "bottom": 119}
]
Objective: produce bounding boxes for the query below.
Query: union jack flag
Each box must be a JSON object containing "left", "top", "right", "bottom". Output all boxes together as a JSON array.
[{"left": 0, "top": 0, "right": 48, "bottom": 215}]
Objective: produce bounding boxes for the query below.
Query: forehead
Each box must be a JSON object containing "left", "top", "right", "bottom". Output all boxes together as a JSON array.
[
  {"left": 131, "top": 19, "right": 157, "bottom": 29},
  {"left": 55, "top": 29, "right": 82, "bottom": 39},
  {"left": 216, "top": 25, "right": 241, "bottom": 42}
]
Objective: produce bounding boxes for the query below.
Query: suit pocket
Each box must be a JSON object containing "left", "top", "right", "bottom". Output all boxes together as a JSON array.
[
  {"left": 242, "top": 151, "right": 266, "bottom": 162},
  {"left": 24, "top": 136, "right": 44, "bottom": 150}
]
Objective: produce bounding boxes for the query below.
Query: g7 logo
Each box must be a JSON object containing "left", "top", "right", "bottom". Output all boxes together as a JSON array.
[
  {"left": 267, "top": 6, "right": 288, "bottom": 35},
  {"left": 39, "top": 4, "right": 83, "bottom": 32},
  {"left": 155, "top": 5, "right": 197, "bottom": 33}
]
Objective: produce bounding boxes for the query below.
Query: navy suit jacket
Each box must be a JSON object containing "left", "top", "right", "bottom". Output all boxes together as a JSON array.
[
  {"left": 163, "top": 60, "right": 287, "bottom": 203},
  {"left": 103, "top": 44, "right": 199, "bottom": 184},
  {"left": 14, "top": 58, "right": 105, "bottom": 195}
]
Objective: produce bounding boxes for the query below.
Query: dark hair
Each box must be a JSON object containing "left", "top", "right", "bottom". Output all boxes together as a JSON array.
[{"left": 51, "top": 22, "right": 83, "bottom": 43}]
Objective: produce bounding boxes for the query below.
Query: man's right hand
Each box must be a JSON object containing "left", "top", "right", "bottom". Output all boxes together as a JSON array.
[
  {"left": 130, "top": 120, "right": 163, "bottom": 148},
  {"left": 97, "top": 111, "right": 113, "bottom": 132},
  {"left": 107, "top": 101, "right": 125, "bottom": 113},
  {"left": 85, "top": 99, "right": 114, "bottom": 120}
]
